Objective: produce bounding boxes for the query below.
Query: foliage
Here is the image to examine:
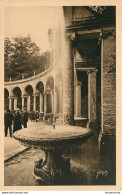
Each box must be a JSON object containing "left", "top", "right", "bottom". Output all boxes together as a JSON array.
[{"left": 4, "top": 36, "right": 51, "bottom": 81}]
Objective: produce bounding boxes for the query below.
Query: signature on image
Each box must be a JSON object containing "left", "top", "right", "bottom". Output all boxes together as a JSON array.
[{"left": 96, "top": 170, "right": 108, "bottom": 179}]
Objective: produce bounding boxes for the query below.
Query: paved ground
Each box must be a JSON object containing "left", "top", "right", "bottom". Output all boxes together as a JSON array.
[{"left": 4, "top": 120, "right": 41, "bottom": 162}]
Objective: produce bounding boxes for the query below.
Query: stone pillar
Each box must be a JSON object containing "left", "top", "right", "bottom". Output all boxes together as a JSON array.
[
  {"left": 22, "top": 96, "right": 24, "bottom": 110},
  {"left": 44, "top": 92, "right": 47, "bottom": 119},
  {"left": 54, "top": 88, "right": 58, "bottom": 114},
  {"left": 88, "top": 70, "right": 97, "bottom": 124},
  {"left": 9, "top": 97, "right": 12, "bottom": 110},
  {"left": 14, "top": 98, "right": 17, "bottom": 110},
  {"left": 98, "top": 31, "right": 116, "bottom": 154},
  {"left": 76, "top": 81, "right": 82, "bottom": 117},
  {"left": 27, "top": 96, "right": 30, "bottom": 111},
  {"left": 40, "top": 93, "right": 43, "bottom": 113},
  {"left": 59, "top": 84, "right": 63, "bottom": 114},
  {"left": 33, "top": 94, "right": 36, "bottom": 111},
  {"left": 51, "top": 90, "right": 54, "bottom": 114},
  {"left": 63, "top": 34, "right": 74, "bottom": 125}
]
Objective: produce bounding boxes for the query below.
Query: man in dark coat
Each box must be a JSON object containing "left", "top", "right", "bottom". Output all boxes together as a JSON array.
[
  {"left": 4, "top": 109, "right": 13, "bottom": 137},
  {"left": 13, "top": 109, "right": 22, "bottom": 133},
  {"left": 23, "top": 109, "right": 28, "bottom": 128}
]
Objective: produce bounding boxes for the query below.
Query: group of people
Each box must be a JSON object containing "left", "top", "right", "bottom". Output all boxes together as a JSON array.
[{"left": 4, "top": 108, "right": 28, "bottom": 137}]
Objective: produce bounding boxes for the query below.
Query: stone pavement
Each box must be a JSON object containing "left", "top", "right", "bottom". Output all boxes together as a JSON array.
[{"left": 4, "top": 120, "right": 42, "bottom": 162}]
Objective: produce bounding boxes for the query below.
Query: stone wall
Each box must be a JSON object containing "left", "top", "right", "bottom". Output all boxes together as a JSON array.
[{"left": 103, "top": 34, "right": 116, "bottom": 136}]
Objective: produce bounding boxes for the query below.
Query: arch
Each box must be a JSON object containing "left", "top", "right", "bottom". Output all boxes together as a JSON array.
[
  {"left": 4, "top": 88, "right": 9, "bottom": 110},
  {"left": 24, "top": 85, "right": 34, "bottom": 111},
  {"left": 36, "top": 81, "right": 44, "bottom": 112},
  {"left": 36, "top": 81, "right": 44, "bottom": 93},
  {"left": 25, "top": 85, "right": 33, "bottom": 96},
  {"left": 13, "top": 87, "right": 22, "bottom": 110}
]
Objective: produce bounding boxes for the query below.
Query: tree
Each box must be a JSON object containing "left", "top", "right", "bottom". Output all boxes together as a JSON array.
[{"left": 4, "top": 36, "right": 51, "bottom": 81}]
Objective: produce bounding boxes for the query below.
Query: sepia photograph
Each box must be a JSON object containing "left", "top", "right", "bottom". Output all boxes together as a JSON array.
[{"left": 4, "top": 4, "right": 116, "bottom": 187}]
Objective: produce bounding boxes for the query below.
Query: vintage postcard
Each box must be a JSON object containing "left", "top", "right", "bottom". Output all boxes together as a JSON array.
[{"left": 0, "top": 0, "right": 122, "bottom": 192}]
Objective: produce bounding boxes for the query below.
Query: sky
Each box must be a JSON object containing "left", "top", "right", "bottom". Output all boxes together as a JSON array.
[{"left": 4, "top": 6, "right": 56, "bottom": 53}]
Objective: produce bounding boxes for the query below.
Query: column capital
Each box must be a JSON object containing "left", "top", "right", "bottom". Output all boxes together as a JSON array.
[
  {"left": 98, "top": 30, "right": 116, "bottom": 44},
  {"left": 9, "top": 95, "right": 16, "bottom": 99},
  {"left": 66, "top": 32, "right": 77, "bottom": 47},
  {"left": 33, "top": 92, "right": 40, "bottom": 97}
]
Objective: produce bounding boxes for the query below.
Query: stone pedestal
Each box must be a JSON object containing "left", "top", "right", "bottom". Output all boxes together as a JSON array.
[
  {"left": 34, "top": 149, "right": 70, "bottom": 185},
  {"left": 63, "top": 35, "right": 74, "bottom": 125}
]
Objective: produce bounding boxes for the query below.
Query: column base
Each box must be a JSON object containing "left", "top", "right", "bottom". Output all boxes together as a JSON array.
[{"left": 98, "top": 131, "right": 116, "bottom": 155}]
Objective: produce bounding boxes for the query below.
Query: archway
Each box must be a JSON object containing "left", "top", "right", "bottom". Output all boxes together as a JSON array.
[
  {"left": 25, "top": 85, "right": 33, "bottom": 111},
  {"left": 13, "top": 87, "right": 22, "bottom": 110},
  {"left": 36, "top": 81, "right": 44, "bottom": 112},
  {"left": 4, "top": 89, "right": 9, "bottom": 110}
]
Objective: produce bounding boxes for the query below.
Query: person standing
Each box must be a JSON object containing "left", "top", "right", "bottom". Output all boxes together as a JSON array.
[
  {"left": 13, "top": 109, "right": 22, "bottom": 133},
  {"left": 4, "top": 109, "right": 13, "bottom": 137},
  {"left": 23, "top": 109, "right": 28, "bottom": 128}
]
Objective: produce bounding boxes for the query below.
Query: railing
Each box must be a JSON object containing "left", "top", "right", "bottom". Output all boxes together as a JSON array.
[{"left": 4, "top": 65, "right": 54, "bottom": 85}]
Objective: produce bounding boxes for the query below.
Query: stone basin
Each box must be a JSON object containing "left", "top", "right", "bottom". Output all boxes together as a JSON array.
[
  {"left": 13, "top": 125, "right": 92, "bottom": 149},
  {"left": 13, "top": 125, "right": 92, "bottom": 185}
]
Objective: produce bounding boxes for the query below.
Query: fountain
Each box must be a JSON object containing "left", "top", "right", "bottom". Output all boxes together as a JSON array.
[{"left": 13, "top": 7, "right": 92, "bottom": 185}]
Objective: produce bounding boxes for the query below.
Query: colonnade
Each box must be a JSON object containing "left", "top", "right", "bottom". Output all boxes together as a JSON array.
[
  {"left": 7, "top": 85, "right": 63, "bottom": 118},
  {"left": 5, "top": 33, "right": 97, "bottom": 125}
]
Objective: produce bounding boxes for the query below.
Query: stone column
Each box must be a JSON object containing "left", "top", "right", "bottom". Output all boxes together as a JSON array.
[
  {"left": 22, "top": 96, "right": 24, "bottom": 110},
  {"left": 59, "top": 84, "right": 63, "bottom": 114},
  {"left": 14, "top": 98, "right": 17, "bottom": 110},
  {"left": 88, "top": 70, "right": 97, "bottom": 124},
  {"left": 9, "top": 97, "right": 12, "bottom": 110},
  {"left": 40, "top": 93, "right": 43, "bottom": 113},
  {"left": 63, "top": 34, "right": 74, "bottom": 125},
  {"left": 76, "top": 81, "right": 82, "bottom": 117},
  {"left": 33, "top": 94, "right": 36, "bottom": 111},
  {"left": 54, "top": 88, "right": 57, "bottom": 114},
  {"left": 51, "top": 90, "right": 54, "bottom": 114},
  {"left": 27, "top": 96, "right": 30, "bottom": 111},
  {"left": 44, "top": 92, "right": 47, "bottom": 119}
]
